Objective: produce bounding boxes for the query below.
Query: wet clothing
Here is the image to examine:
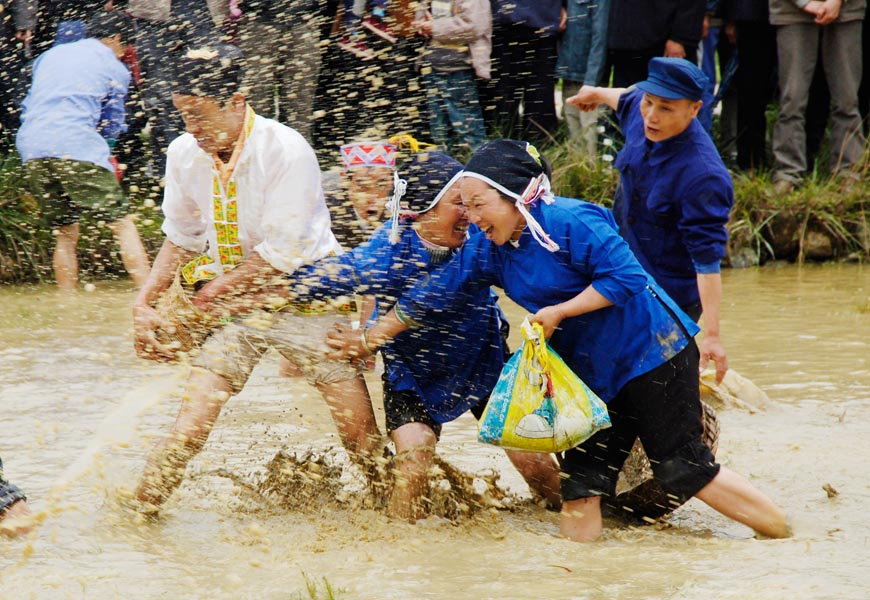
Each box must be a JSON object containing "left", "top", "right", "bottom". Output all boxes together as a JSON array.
[
  {"left": 193, "top": 310, "right": 361, "bottom": 393},
  {"left": 162, "top": 112, "right": 341, "bottom": 275},
  {"left": 290, "top": 222, "right": 508, "bottom": 424},
  {"left": 397, "top": 198, "right": 699, "bottom": 403},
  {"left": 23, "top": 158, "right": 128, "bottom": 227},
  {"left": 560, "top": 341, "right": 719, "bottom": 502},
  {"left": 0, "top": 456, "right": 26, "bottom": 514},
  {"left": 392, "top": 197, "right": 717, "bottom": 501},
  {"left": 612, "top": 88, "right": 733, "bottom": 310},
  {"left": 16, "top": 37, "right": 130, "bottom": 173}
]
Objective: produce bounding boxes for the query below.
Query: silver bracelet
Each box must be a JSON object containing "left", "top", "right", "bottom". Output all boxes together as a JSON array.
[{"left": 360, "top": 329, "right": 374, "bottom": 355}]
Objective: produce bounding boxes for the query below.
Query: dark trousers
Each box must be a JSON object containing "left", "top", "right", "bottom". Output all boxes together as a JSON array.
[
  {"left": 480, "top": 25, "right": 558, "bottom": 143},
  {"left": 734, "top": 20, "right": 778, "bottom": 171},
  {"left": 608, "top": 45, "right": 699, "bottom": 89}
]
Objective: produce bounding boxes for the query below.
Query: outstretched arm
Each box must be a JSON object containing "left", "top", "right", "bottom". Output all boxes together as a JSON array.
[{"left": 566, "top": 85, "right": 626, "bottom": 112}]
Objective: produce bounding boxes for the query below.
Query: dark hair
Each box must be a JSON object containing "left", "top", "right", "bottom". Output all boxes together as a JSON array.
[
  {"left": 173, "top": 43, "right": 245, "bottom": 101},
  {"left": 86, "top": 11, "right": 135, "bottom": 46}
]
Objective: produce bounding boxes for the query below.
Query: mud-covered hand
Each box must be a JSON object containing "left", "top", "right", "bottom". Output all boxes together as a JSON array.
[
  {"left": 325, "top": 323, "right": 371, "bottom": 360},
  {"left": 133, "top": 304, "right": 179, "bottom": 362},
  {"left": 529, "top": 305, "right": 566, "bottom": 339},
  {"left": 699, "top": 334, "right": 729, "bottom": 384}
]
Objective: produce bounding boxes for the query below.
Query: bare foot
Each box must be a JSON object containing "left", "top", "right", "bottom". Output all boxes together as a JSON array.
[{"left": 0, "top": 500, "right": 35, "bottom": 538}]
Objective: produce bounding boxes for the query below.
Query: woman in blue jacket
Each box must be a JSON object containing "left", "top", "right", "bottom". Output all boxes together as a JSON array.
[
  {"left": 287, "top": 151, "right": 560, "bottom": 520},
  {"left": 327, "top": 139, "right": 790, "bottom": 541}
]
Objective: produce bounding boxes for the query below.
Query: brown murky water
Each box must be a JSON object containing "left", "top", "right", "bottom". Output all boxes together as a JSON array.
[{"left": 1, "top": 263, "right": 869, "bottom": 599}]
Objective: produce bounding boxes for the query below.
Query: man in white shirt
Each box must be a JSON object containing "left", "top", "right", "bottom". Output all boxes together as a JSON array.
[{"left": 130, "top": 44, "right": 382, "bottom": 516}]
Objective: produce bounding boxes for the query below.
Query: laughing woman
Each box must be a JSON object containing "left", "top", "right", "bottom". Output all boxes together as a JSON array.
[
  {"left": 326, "top": 139, "right": 791, "bottom": 541},
  {"left": 285, "top": 151, "right": 561, "bottom": 520}
]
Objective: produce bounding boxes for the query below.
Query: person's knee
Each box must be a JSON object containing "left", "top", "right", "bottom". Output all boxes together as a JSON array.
[
  {"left": 651, "top": 441, "right": 720, "bottom": 504},
  {"left": 392, "top": 423, "right": 437, "bottom": 475}
]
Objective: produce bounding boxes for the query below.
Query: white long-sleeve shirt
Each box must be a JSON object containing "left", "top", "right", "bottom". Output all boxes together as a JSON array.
[{"left": 161, "top": 115, "right": 341, "bottom": 275}]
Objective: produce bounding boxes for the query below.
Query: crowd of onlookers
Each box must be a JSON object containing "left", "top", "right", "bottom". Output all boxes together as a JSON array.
[{"left": 2, "top": 0, "right": 870, "bottom": 190}]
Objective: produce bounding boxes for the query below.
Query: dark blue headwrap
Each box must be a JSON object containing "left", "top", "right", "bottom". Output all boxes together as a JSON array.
[
  {"left": 388, "top": 152, "right": 463, "bottom": 243},
  {"left": 463, "top": 139, "right": 560, "bottom": 252}
]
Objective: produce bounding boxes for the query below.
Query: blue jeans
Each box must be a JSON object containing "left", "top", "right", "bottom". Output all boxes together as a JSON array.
[{"left": 423, "top": 69, "right": 487, "bottom": 151}]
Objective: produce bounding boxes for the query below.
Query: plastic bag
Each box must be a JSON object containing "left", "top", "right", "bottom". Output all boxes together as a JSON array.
[{"left": 478, "top": 318, "right": 610, "bottom": 452}]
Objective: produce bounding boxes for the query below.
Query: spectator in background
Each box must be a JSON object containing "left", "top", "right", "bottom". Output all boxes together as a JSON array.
[
  {"left": 723, "top": 0, "right": 778, "bottom": 171},
  {"left": 698, "top": 1, "right": 737, "bottom": 150},
  {"left": 16, "top": 11, "right": 150, "bottom": 290},
  {"left": 769, "top": 0, "right": 866, "bottom": 194},
  {"left": 236, "top": 0, "right": 325, "bottom": 142},
  {"left": 415, "top": 0, "right": 490, "bottom": 152},
  {"left": 0, "top": 0, "right": 38, "bottom": 150},
  {"left": 606, "top": 0, "right": 706, "bottom": 87},
  {"left": 555, "top": 0, "right": 610, "bottom": 156},
  {"left": 126, "top": 0, "right": 221, "bottom": 177},
  {"left": 480, "top": 0, "right": 563, "bottom": 143}
]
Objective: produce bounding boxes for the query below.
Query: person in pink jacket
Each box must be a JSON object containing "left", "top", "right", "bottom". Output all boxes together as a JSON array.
[{"left": 415, "top": 0, "right": 491, "bottom": 151}]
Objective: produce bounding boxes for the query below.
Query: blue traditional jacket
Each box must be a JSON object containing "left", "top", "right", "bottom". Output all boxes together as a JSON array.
[
  {"left": 396, "top": 198, "right": 699, "bottom": 403},
  {"left": 612, "top": 88, "right": 733, "bottom": 310},
  {"left": 290, "top": 223, "right": 507, "bottom": 423}
]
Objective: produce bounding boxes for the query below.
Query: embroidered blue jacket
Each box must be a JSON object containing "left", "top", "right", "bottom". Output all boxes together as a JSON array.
[
  {"left": 612, "top": 88, "right": 733, "bottom": 310},
  {"left": 396, "top": 198, "right": 699, "bottom": 403},
  {"left": 290, "top": 223, "right": 507, "bottom": 423}
]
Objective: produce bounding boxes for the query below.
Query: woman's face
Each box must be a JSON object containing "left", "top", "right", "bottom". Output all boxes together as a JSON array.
[
  {"left": 460, "top": 177, "right": 525, "bottom": 246},
  {"left": 342, "top": 166, "right": 394, "bottom": 224},
  {"left": 415, "top": 182, "right": 468, "bottom": 249}
]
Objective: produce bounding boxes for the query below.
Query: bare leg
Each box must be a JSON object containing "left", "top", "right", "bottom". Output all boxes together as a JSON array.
[
  {"left": 560, "top": 496, "right": 603, "bottom": 542},
  {"left": 109, "top": 215, "right": 151, "bottom": 287},
  {"left": 694, "top": 466, "right": 791, "bottom": 538},
  {"left": 134, "top": 369, "right": 232, "bottom": 512},
  {"left": 388, "top": 422, "right": 437, "bottom": 521},
  {"left": 504, "top": 450, "right": 562, "bottom": 510},
  {"left": 53, "top": 223, "right": 80, "bottom": 290},
  {"left": 316, "top": 373, "right": 383, "bottom": 460},
  {"left": 0, "top": 500, "right": 34, "bottom": 538}
]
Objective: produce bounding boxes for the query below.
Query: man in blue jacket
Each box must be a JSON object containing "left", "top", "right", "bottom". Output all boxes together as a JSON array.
[
  {"left": 16, "top": 10, "right": 150, "bottom": 290},
  {"left": 568, "top": 57, "right": 733, "bottom": 384}
]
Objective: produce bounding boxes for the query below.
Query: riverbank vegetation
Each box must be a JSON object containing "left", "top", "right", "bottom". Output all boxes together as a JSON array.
[{"left": 1, "top": 143, "right": 867, "bottom": 284}]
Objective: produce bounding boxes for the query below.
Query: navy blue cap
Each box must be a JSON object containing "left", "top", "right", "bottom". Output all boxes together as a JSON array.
[{"left": 636, "top": 57, "right": 708, "bottom": 102}]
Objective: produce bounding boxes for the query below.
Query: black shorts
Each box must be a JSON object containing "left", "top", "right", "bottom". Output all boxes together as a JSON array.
[
  {"left": 559, "top": 341, "right": 720, "bottom": 504},
  {"left": 382, "top": 379, "right": 488, "bottom": 439}
]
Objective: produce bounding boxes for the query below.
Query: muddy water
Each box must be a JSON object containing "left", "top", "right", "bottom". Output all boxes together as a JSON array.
[{"left": 1, "top": 264, "right": 869, "bottom": 599}]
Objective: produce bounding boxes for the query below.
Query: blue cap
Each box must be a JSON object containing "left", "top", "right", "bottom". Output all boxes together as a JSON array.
[{"left": 636, "top": 57, "right": 708, "bottom": 102}]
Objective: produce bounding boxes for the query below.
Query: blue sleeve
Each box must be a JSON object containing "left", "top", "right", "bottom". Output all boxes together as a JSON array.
[
  {"left": 679, "top": 173, "right": 733, "bottom": 269},
  {"left": 615, "top": 87, "right": 641, "bottom": 131},
  {"left": 583, "top": 0, "right": 610, "bottom": 86},
  {"left": 564, "top": 205, "right": 650, "bottom": 305},
  {"left": 396, "top": 232, "right": 500, "bottom": 327},
  {"left": 0, "top": 457, "right": 26, "bottom": 513},
  {"left": 288, "top": 225, "right": 405, "bottom": 301},
  {"left": 97, "top": 65, "right": 130, "bottom": 141}
]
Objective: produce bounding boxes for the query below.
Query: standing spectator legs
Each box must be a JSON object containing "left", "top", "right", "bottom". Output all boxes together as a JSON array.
[
  {"left": 424, "top": 69, "right": 487, "bottom": 151},
  {"left": 772, "top": 23, "right": 818, "bottom": 185},
  {"left": 238, "top": 20, "right": 282, "bottom": 119},
  {"left": 821, "top": 20, "right": 864, "bottom": 176},
  {"left": 135, "top": 21, "right": 184, "bottom": 178},
  {"left": 279, "top": 18, "right": 323, "bottom": 142},
  {"left": 734, "top": 20, "right": 777, "bottom": 171},
  {"left": 562, "top": 80, "right": 598, "bottom": 156}
]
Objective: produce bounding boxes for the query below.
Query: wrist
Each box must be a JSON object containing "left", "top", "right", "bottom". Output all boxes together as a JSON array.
[{"left": 360, "top": 329, "right": 376, "bottom": 355}]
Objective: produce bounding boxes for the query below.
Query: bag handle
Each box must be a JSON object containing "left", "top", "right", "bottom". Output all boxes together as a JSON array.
[{"left": 521, "top": 317, "right": 550, "bottom": 375}]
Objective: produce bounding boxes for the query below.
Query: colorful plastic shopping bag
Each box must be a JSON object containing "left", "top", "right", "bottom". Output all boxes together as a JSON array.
[{"left": 478, "top": 318, "right": 610, "bottom": 452}]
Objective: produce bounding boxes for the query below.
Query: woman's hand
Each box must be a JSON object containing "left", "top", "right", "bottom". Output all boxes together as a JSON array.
[
  {"left": 529, "top": 305, "right": 566, "bottom": 339},
  {"left": 325, "top": 323, "right": 371, "bottom": 360}
]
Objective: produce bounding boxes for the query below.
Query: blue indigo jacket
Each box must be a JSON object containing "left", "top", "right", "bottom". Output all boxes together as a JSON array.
[
  {"left": 612, "top": 88, "right": 733, "bottom": 310},
  {"left": 289, "top": 223, "right": 508, "bottom": 423},
  {"left": 396, "top": 198, "right": 699, "bottom": 403}
]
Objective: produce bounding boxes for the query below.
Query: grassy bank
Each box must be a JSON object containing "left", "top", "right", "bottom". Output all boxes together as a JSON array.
[{"left": 1, "top": 143, "right": 867, "bottom": 284}]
